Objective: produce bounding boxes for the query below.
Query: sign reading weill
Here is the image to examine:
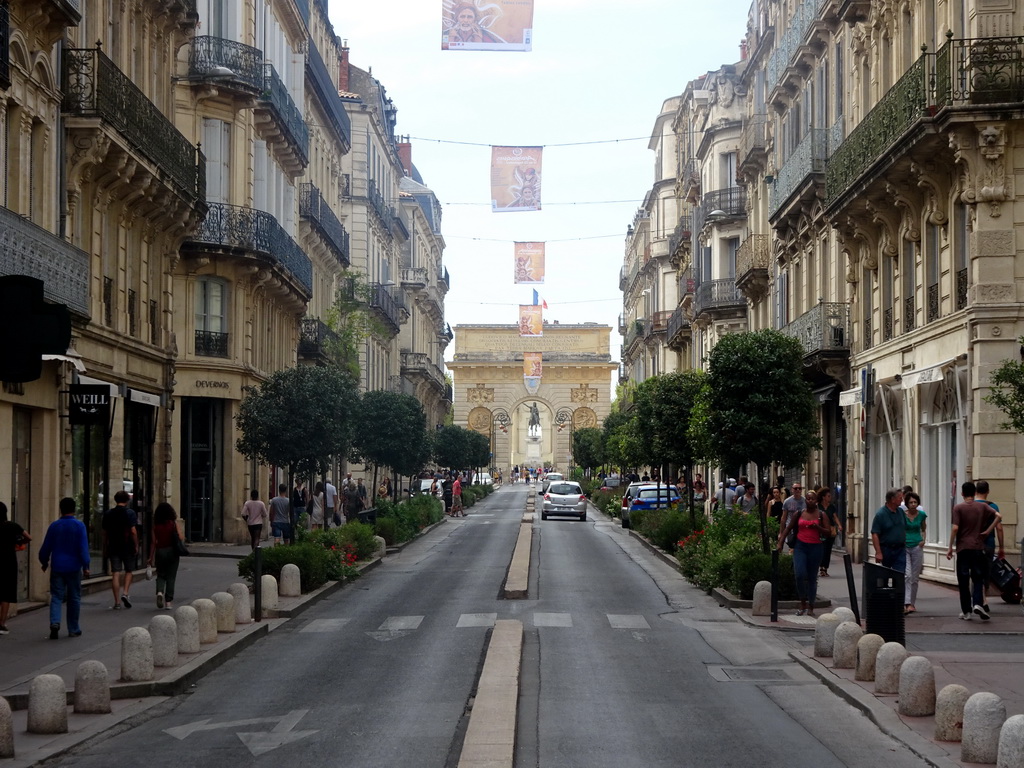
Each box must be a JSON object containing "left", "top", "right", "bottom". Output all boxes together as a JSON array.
[{"left": 69, "top": 384, "right": 111, "bottom": 425}]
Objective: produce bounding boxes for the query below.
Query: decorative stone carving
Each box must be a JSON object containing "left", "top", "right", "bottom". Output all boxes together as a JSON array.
[
  {"left": 573, "top": 407, "right": 597, "bottom": 429},
  {"left": 950, "top": 124, "right": 1012, "bottom": 218},
  {"left": 468, "top": 406, "right": 491, "bottom": 433},
  {"left": 467, "top": 384, "right": 494, "bottom": 404},
  {"left": 570, "top": 384, "right": 599, "bottom": 403}
]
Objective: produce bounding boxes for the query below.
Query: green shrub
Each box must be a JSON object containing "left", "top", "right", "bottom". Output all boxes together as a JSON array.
[
  {"left": 590, "top": 489, "right": 619, "bottom": 517},
  {"left": 675, "top": 512, "right": 782, "bottom": 595},
  {"left": 374, "top": 516, "right": 399, "bottom": 545},
  {"left": 238, "top": 542, "right": 332, "bottom": 592}
]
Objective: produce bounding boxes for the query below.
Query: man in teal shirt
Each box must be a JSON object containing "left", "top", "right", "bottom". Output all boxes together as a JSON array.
[{"left": 871, "top": 487, "right": 906, "bottom": 572}]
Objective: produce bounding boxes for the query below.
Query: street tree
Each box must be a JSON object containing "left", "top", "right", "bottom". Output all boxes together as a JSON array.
[
  {"left": 601, "top": 408, "right": 641, "bottom": 473},
  {"left": 985, "top": 337, "right": 1024, "bottom": 433},
  {"left": 466, "top": 429, "right": 491, "bottom": 476},
  {"left": 354, "top": 390, "right": 430, "bottom": 492},
  {"left": 235, "top": 365, "right": 360, "bottom": 480},
  {"left": 572, "top": 427, "right": 604, "bottom": 475},
  {"left": 433, "top": 424, "right": 471, "bottom": 471}
]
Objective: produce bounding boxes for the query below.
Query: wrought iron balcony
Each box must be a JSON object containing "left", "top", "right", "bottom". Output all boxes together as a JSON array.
[
  {"left": 768, "top": 129, "right": 828, "bottom": 218},
  {"left": 0, "top": 1, "right": 9, "bottom": 90},
  {"left": 258, "top": 63, "right": 309, "bottom": 165},
  {"left": 442, "top": 322, "right": 454, "bottom": 341},
  {"left": 933, "top": 35, "right": 1024, "bottom": 107},
  {"left": 187, "top": 36, "right": 263, "bottom": 92},
  {"left": 624, "top": 318, "right": 645, "bottom": 349},
  {"left": 736, "top": 234, "right": 771, "bottom": 300},
  {"left": 0, "top": 204, "right": 90, "bottom": 317},
  {"left": 904, "top": 296, "right": 916, "bottom": 332},
  {"left": 701, "top": 187, "right": 746, "bottom": 219},
  {"left": 693, "top": 279, "right": 746, "bottom": 317},
  {"left": 400, "top": 350, "right": 446, "bottom": 389},
  {"left": 739, "top": 114, "right": 768, "bottom": 171},
  {"left": 305, "top": 43, "right": 351, "bottom": 149},
  {"left": 195, "top": 330, "right": 229, "bottom": 358},
  {"left": 668, "top": 210, "right": 693, "bottom": 258},
  {"left": 765, "top": 0, "right": 828, "bottom": 94},
  {"left": 927, "top": 284, "right": 940, "bottom": 322},
  {"left": 401, "top": 267, "right": 428, "bottom": 288},
  {"left": 781, "top": 302, "right": 851, "bottom": 358},
  {"left": 666, "top": 307, "right": 690, "bottom": 348},
  {"left": 300, "top": 182, "right": 349, "bottom": 268},
  {"left": 62, "top": 46, "right": 204, "bottom": 206},
  {"left": 438, "top": 266, "right": 450, "bottom": 292},
  {"left": 678, "top": 268, "right": 695, "bottom": 301},
  {"left": 956, "top": 268, "right": 968, "bottom": 310},
  {"left": 369, "top": 281, "right": 401, "bottom": 334},
  {"left": 644, "top": 310, "right": 672, "bottom": 337},
  {"left": 187, "top": 202, "right": 312, "bottom": 293},
  {"left": 298, "top": 317, "right": 340, "bottom": 362},
  {"left": 367, "top": 179, "right": 397, "bottom": 234},
  {"left": 680, "top": 157, "right": 700, "bottom": 201}
]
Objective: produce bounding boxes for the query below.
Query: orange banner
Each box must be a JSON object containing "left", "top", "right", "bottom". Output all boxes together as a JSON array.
[
  {"left": 441, "top": 0, "right": 534, "bottom": 51},
  {"left": 514, "top": 242, "right": 545, "bottom": 284},
  {"left": 523, "top": 352, "right": 542, "bottom": 378},
  {"left": 491, "top": 146, "right": 542, "bottom": 212},
  {"left": 519, "top": 305, "right": 542, "bottom": 337}
]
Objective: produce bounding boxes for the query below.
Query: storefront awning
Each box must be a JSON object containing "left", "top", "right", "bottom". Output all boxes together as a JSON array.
[
  {"left": 839, "top": 387, "right": 861, "bottom": 407},
  {"left": 900, "top": 358, "right": 955, "bottom": 389}
]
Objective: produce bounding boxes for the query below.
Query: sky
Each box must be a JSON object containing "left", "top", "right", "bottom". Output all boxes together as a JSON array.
[{"left": 325, "top": 0, "right": 753, "bottom": 370}]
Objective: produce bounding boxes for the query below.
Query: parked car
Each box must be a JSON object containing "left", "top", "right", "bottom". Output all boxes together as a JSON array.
[
  {"left": 599, "top": 475, "right": 621, "bottom": 490},
  {"left": 541, "top": 481, "right": 587, "bottom": 521},
  {"left": 621, "top": 483, "right": 678, "bottom": 529},
  {"left": 472, "top": 472, "right": 494, "bottom": 486},
  {"left": 417, "top": 478, "right": 444, "bottom": 498},
  {"left": 540, "top": 472, "right": 564, "bottom": 494}
]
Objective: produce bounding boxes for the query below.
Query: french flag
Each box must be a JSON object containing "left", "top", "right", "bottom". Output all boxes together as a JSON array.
[{"left": 532, "top": 289, "right": 548, "bottom": 309}]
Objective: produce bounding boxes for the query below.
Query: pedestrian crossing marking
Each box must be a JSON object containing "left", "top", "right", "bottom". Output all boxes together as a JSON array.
[
  {"left": 533, "top": 612, "right": 573, "bottom": 627},
  {"left": 300, "top": 618, "right": 350, "bottom": 633},
  {"left": 607, "top": 614, "right": 650, "bottom": 629},
  {"left": 379, "top": 615, "right": 424, "bottom": 631},
  {"left": 457, "top": 613, "right": 497, "bottom": 627}
]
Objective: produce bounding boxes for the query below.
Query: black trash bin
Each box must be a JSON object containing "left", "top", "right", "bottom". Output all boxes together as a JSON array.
[
  {"left": 863, "top": 562, "right": 905, "bottom": 645},
  {"left": 357, "top": 507, "right": 377, "bottom": 526}
]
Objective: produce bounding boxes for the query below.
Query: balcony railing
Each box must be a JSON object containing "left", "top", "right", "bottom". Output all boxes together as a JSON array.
[
  {"left": 769, "top": 128, "right": 828, "bottom": 218},
  {"left": 187, "top": 36, "right": 263, "bottom": 92},
  {"left": 739, "top": 114, "right": 768, "bottom": 168},
  {"left": 195, "top": 330, "right": 229, "bottom": 358},
  {"left": 400, "top": 350, "right": 445, "bottom": 389},
  {"left": 259, "top": 63, "right": 309, "bottom": 165},
  {"left": 367, "top": 179, "right": 397, "bottom": 233},
  {"left": 0, "top": 1, "right": 9, "bottom": 90},
  {"left": 369, "top": 281, "right": 401, "bottom": 333},
  {"left": 401, "top": 267, "right": 428, "bottom": 287},
  {"left": 678, "top": 268, "right": 695, "bottom": 300},
  {"left": 737, "top": 234, "right": 771, "bottom": 279},
  {"left": 781, "top": 302, "right": 851, "bottom": 357},
  {"left": 624, "top": 318, "right": 644, "bottom": 349},
  {"left": 693, "top": 279, "right": 746, "bottom": 316},
  {"left": 904, "top": 296, "right": 916, "bottom": 332},
  {"left": 933, "top": 35, "right": 1024, "bottom": 107},
  {"left": 668, "top": 210, "right": 693, "bottom": 256},
  {"left": 299, "top": 317, "right": 340, "bottom": 361},
  {"left": 666, "top": 307, "right": 690, "bottom": 345},
  {"left": 956, "top": 268, "right": 968, "bottom": 310},
  {"left": 300, "top": 182, "right": 349, "bottom": 267},
  {"left": 702, "top": 187, "right": 746, "bottom": 219},
  {"left": 0, "top": 205, "right": 90, "bottom": 317},
  {"left": 188, "top": 202, "right": 312, "bottom": 293},
  {"left": 765, "top": 0, "right": 828, "bottom": 94},
  {"left": 927, "top": 284, "right": 940, "bottom": 322},
  {"left": 438, "top": 266, "right": 450, "bottom": 291},
  {"left": 63, "top": 47, "right": 205, "bottom": 205},
  {"left": 680, "top": 157, "right": 700, "bottom": 200},
  {"left": 644, "top": 310, "right": 672, "bottom": 337},
  {"left": 306, "top": 43, "right": 351, "bottom": 148}
]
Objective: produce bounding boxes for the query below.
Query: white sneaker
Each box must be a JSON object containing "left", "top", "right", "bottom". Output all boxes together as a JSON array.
[
  {"left": 959, "top": 612, "right": 973, "bottom": 620},
  {"left": 156, "top": 592, "right": 164, "bottom": 610},
  {"left": 973, "top": 605, "right": 990, "bottom": 621}
]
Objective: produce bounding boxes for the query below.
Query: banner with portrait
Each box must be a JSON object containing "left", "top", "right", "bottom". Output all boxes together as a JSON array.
[
  {"left": 523, "top": 352, "right": 542, "bottom": 379},
  {"left": 519, "top": 304, "right": 542, "bottom": 337},
  {"left": 513, "top": 242, "right": 545, "bottom": 284},
  {"left": 441, "top": 0, "right": 534, "bottom": 52},
  {"left": 491, "top": 146, "right": 542, "bottom": 211}
]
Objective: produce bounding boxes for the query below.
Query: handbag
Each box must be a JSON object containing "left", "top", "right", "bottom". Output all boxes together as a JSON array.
[{"left": 172, "top": 524, "right": 190, "bottom": 557}]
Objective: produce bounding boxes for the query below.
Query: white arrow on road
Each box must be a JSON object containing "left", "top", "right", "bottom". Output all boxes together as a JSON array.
[{"left": 165, "top": 709, "right": 316, "bottom": 756}]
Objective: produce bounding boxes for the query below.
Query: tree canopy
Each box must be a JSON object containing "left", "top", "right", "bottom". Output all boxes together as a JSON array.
[
  {"left": 354, "top": 390, "right": 430, "bottom": 477},
  {"left": 572, "top": 427, "right": 604, "bottom": 471},
  {"left": 633, "top": 370, "right": 706, "bottom": 471},
  {"left": 985, "top": 338, "right": 1024, "bottom": 433},
  {"left": 433, "top": 424, "right": 471, "bottom": 470}
]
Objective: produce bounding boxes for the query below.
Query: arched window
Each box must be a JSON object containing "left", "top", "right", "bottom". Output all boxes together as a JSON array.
[{"left": 194, "top": 277, "right": 229, "bottom": 358}]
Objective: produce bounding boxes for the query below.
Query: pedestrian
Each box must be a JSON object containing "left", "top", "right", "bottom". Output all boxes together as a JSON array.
[
  {"left": 817, "top": 487, "right": 842, "bottom": 577},
  {"left": 309, "top": 481, "right": 325, "bottom": 530},
  {"left": 148, "top": 502, "right": 183, "bottom": 610},
  {"left": 764, "top": 486, "right": 784, "bottom": 525},
  {"left": 975, "top": 479, "right": 1005, "bottom": 611},
  {"left": 692, "top": 479, "right": 706, "bottom": 511},
  {"left": 903, "top": 492, "right": 926, "bottom": 614},
  {"left": 452, "top": 474, "right": 464, "bottom": 517},
  {"left": 343, "top": 481, "right": 362, "bottom": 523},
  {"left": 778, "top": 490, "right": 830, "bottom": 616},
  {"left": 870, "top": 488, "right": 907, "bottom": 572},
  {"left": 780, "top": 482, "right": 806, "bottom": 550},
  {"left": 946, "top": 481, "right": 1000, "bottom": 621},
  {"left": 102, "top": 489, "right": 138, "bottom": 609},
  {"left": 377, "top": 476, "right": 392, "bottom": 503},
  {"left": 291, "top": 480, "right": 307, "bottom": 527},
  {"left": 269, "top": 484, "right": 293, "bottom": 545},
  {"left": 712, "top": 481, "right": 737, "bottom": 513},
  {"left": 0, "top": 501, "right": 30, "bottom": 634},
  {"left": 38, "top": 498, "right": 90, "bottom": 639},
  {"left": 356, "top": 478, "right": 368, "bottom": 510},
  {"left": 325, "top": 478, "right": 339, "bottom": 527},
  {"left": 241, "top": 489, "right": 267, "bottom": 551},
  {"left": 736, "top": 482, "right": 758, "bottom": 515},
  {"left": 442, "top": 475, "right": 454, "bottom": 515}
]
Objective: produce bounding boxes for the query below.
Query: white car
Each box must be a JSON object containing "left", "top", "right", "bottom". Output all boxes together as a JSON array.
[
  {"left": 472, "top": 472, "right": 494, "bottom": 486},
  {"left": 541, "top": 481, "right": 587, "bottom": 521},
  {"left": 540, "top": 472, "right": 563, "bottom": 494},
  {"left": 417, "top": 478, "right": 444, "bottom": 498}
]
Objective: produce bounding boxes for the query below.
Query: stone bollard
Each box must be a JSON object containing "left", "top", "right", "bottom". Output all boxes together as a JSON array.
[
  {"left": 149, "top": 615, "right": 178, "bottom": 667},
  {"left": 73, "top": 660, "right": 111, "bottom": 714},
  {"left": 0, "top": 696, "right": 14, "bottom": 758},
  {"left": 121, "top": 627, "right": 154, "bottom": 682},
  {"left": 279, "top": 564, "right": 301, "bottom": 597},
  {"left": 228, "top": 583, "right": 252, "bottom": 624},
  {"left": 855, "top": 634, "right": 885, "bottom": 681},
  {"left": 898, "top": 656, "right": 936, "bottom": 716},
  {"left": 833, "top": 621, "right": 864, "bottom": 669},
  {"left": 752, "top": 581, "right": 771, "bottom": 616},
  {"left": 212, "top": 592, "right": 236, "bottom": 633},
  {"left": 373, "top": 535, "right": 387, "bottom": 560},
  {"left": 936, "top": 684, "right": 971, "bottom": 742},
  {"left": 997, "top": 714, "right": 1024, "bottom": 767},
  {"left": 192, "top": 598, "right": 217, "bottom": 644},
  {"left": 174, "top": 605, "right": 200, "bottom": 654},
  {"left": 27, "top": 674, "right": 67, "bottom": 734},
  {"left": 813, "top": 613, "right": 841, "bottom": 657},
  {"left": 874, "top": 642, "right": 908, "bottom": 694},
  {"left": 832, "top": 607, "right": 857, "bottom": 625},
  {"left": 963, "top": 692, "right": 1005, "bottom": 764},
  {"left": 261, "top": 575, "right": 279, "bottom": 610}
]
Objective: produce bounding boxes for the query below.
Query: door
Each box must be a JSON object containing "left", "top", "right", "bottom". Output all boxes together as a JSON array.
[{"left": 12, "top": 408, "right": 31, "bottom": 601}]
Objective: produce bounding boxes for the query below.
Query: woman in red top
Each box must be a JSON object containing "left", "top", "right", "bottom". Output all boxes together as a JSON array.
[
  {"left": 148, "top": 502, "right": 183, "bottom": 610},
  {"left": 778, "top": 490, "right": 831, "bottom": 616}
]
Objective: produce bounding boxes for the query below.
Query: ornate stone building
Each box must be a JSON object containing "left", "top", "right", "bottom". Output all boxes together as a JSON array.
[{"left": 448, "top": 324, "right": 616, "bottom": 473}]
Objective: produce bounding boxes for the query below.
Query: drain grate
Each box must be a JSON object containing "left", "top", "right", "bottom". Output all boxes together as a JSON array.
[{"left": 709, "top": 666, "right": 793, "bottom": 682}]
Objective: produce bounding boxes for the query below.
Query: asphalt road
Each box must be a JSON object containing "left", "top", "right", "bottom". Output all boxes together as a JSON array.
[{"left": 48, "top": 484, "right": 927, "bottom": 768}]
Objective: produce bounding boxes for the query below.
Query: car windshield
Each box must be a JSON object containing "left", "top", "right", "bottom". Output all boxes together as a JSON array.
[
  {"left": 549, "top": 483, "right": 580, "bottom": 495},
  {"left": 637, "top": 489, "right": 677, "bottom": 500}
]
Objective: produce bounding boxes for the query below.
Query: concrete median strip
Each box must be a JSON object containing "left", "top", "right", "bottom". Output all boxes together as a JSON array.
[
  {"left": 503, "top": 522, "right": 532, "bottom": 599},
  {"left": 458, "top": 620, "right": 523, "bottom": 768}
]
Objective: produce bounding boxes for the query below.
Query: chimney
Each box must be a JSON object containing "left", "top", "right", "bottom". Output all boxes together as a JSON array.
[
  {"left": 338, "top": 43, "right": 350, "bottom": 93},
  {"left": 397, "top": 140, "right": 412, "bottom": 177}
]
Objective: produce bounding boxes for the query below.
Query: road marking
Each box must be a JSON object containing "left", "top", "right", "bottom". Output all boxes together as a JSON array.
[
  {"left": 165, "top": 709, "right": 316, "bottom": 756},
  {"left": 533, "top": 612, "right": 573, "bottom": 627},
  {"left": 300, "top": 618, "right": 350, "bottom": 632},
  {"left": 457, "top": 613, "right": 497, "bottom": 627},
  {"left": 379, "top": 615, "right": 424, "bottom": 631},
  {"left": 607, "top": 614, "right": 650, "bottom": 629}
]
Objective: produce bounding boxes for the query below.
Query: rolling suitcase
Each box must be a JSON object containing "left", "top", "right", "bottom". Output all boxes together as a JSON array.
[{"left": 990, "top": 556, "right": 1022, "bottom": 604}]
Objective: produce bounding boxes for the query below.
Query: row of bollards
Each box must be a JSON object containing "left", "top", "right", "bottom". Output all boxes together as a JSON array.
[
  {"left": 0, "top": 566, "right": 305, "bottom": 759},
  {"left": 810, "top": 606, "right": 1021, "bottom": 765}
]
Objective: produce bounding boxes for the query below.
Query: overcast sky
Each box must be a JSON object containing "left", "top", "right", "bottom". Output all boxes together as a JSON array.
[{"left": 326, "top": 0, "right": 752, "bottom": 370}]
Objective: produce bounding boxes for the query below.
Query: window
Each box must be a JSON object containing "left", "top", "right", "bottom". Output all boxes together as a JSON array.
[
  {"left": 863, "top": 267, "right": 874, "bottom": 350},
  {"left": 721, "top": 152, "right": 737, "bottom": 188},
  {"left": 926, "top": 224, "right": 940, "bottom": 322},
  {"left": 903, "top": 241, "right": 915, "bottom": 333},
  {"left": 954, "top": 204, "right": 968, "bottom": 310},
  {"left": 202, "top": 119, "right": 231, "bottom": 204},
  {"left": 882, "top": 256, "right": 894, "bottom": 341},
  {"left": 195, "top": 278, "right": 228, "bottom": 357}
]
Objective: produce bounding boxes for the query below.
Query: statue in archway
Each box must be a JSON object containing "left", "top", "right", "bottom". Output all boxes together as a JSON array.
[{"left": 528, "top": 402, "right": 541, "bottom": 439}]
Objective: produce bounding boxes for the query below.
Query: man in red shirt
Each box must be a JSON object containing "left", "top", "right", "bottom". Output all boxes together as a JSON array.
[
  {"left": 946, "top": 481, "right": 1000, "bottom": 620},
  {"left": 452, "top": 476, "right": 463, "bottom": 517}
]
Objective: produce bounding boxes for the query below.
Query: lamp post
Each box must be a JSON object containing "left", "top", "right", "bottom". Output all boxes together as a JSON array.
[
  {"left": 491, "top": 408, "right": 510, "bottom": 475},
  {"left": 554, "top": 407, "right": 574, "bottom": 476}
]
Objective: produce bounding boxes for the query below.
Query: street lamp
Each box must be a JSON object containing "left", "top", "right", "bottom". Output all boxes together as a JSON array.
[
  {"left": 491, "top": 408, "right": 511, "bottom": 475},
  {"left": 554, "top": 407, "right": 574, "bottom": 476}
]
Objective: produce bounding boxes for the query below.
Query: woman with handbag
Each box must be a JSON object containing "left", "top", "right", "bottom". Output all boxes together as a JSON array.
[
  {"left": 818, "top": 487, "right": 842, "bottom": 577},
  {"left": 148, "top": 502, "right": 184, "bottom": 610},
  {"left": 0, "top": 501, "right": 30, "bottom": 634},
  {"left": 778, "top": 490, "right": 831, "bottom": 617}
]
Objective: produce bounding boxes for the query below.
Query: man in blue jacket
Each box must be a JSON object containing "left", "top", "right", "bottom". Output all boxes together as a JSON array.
[{"left": 38, "top": 498, "right": 91, "bottom": 639}]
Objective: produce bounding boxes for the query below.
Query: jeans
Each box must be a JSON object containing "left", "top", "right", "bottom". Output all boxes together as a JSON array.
[
  {"left": 49, "top": 570, "right": 82, "bottom": 633},
  {"left": 793, "top": 540, "right": 823, "bottom": 608},
  {"left": 881, "top": 544, "right": 907, "bottom": 574},
  {"left": 905, "top": 545, "right": 924, "bottom": 605},
  {"left": 955, "top": 548, "right": 987, "bottom": 614},
  {"left": 154, "top": 547, "right": 180, "bottom": 603}
]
